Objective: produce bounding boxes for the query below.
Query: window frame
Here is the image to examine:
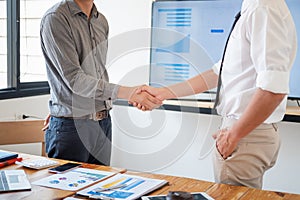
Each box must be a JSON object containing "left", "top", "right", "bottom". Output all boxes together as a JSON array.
[{"left": 0, "top": 0, "right": 49, "bottom": 100}]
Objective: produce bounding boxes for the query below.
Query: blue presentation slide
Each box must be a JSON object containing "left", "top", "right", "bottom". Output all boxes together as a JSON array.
[
  {"left": 150, "top": 0, "right": 300, "bottom": 100},
  {"left": 149, "top": 0, "right": 241, "bottom": 100}
]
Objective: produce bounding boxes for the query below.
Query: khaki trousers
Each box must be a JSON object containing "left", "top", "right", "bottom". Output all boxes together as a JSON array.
[{"left": 213, "top": 117, "right": 281, "bottom": 189}]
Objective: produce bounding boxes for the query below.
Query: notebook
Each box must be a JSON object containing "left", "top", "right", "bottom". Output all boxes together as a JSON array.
[
  {"left": 0, "top": 170, "right": 31, "bottom": 192},
  {"left": 0, "top": 151, "right": 18, "bottom": 162}
]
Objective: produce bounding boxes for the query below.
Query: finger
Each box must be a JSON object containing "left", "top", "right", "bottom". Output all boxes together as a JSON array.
[
  {"left": 42, "top": 124, "right": 49, "bottom": 131},
  {"left": 136, "top": 85, "right": 148, "bottom": 94},
  {"left": 129, "top": 101, "right": 138, "bottom": 107},
  {"left": 135, "top": 87, "right": 142, "bottom": 94},
  {"left": 142, "top": 86, "right": 156, "bottom": 97},
  {"left": 135, "top": 94, "right": 154, "bottom": 110},
  {"left": 43, "top": 118, "right": 49, "bottom": 126},
  {"left": 44, "top": 114, "right": 50, "bottom": 125},
  {"left": 216, "top": 143, "right": 223, "bottom": 157},
  {"left": 139, "top": 104, "right": 145, "bottom": 111},
  {"left": 145, "top": 93, "right": 163, "bottom": 105},
  {"left": 137, "top": 103, "right": 143, "bottom": 110},
  {"left": 143, "top": 100, "right": 158, "bottom": 111},
  {"left": 134, "top": 92, "right": 159, "bottom": 110},
  {"left": 212, "top": 132, "right": 218, "bottom": 139},
  {"left": 141, "top": 106, "right": 148, "bottom": 111}
]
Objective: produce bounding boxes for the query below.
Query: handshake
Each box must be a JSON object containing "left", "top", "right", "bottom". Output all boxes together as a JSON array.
[{"left": 127, "top": 85, "right": 174, "bottom": 111}]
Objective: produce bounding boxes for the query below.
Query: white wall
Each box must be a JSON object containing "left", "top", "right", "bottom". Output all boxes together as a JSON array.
[
  {"left": 96, "top": 0, "right": 153, "bottom": 87},
  {"left": 0, "top": 95, "right": 49, "bottom": 121},
  {"left": 0, "top": 95, "right": 49, "bottom": 155},
  {"left": 0, "top": 0, "right": 299, "bottom": 195},
  {"left": 264, "top": 121, "right": 300, "bottom": 194}
]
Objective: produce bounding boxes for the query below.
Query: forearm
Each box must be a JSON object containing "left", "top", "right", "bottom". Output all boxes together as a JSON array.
[
  {"left": 230, "top": 88, "right": 285, "bottom": 141},
  {"left": 163, "top": 69, "right": 218, "bottom": 99},
  {"left": 117, "top": 86, "right": 137, "bottom": 100}
]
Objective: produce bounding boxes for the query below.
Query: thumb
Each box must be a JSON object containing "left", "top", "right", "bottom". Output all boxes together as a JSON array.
[
  {"left": 212, "top": 132, "right": 218, "bottom": 140},
  {"left": 135, "top": 85, "right": 147, "bottom": 94},
  {"left": 44, "top": 114, "right": 50, "bottom": 125}
]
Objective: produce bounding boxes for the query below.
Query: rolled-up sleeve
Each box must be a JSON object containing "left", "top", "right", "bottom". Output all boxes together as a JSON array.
[
  {"left": 257, "top": 70, "right": 290, "bottom": 93},
  {"left": 250, "top": 6, "right": 294, "bottom": 94}
]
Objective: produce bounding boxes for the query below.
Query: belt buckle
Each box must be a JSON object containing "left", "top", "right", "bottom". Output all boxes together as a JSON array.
[{"left": 92, "top": 111, "right": 107, "bottom": 121}]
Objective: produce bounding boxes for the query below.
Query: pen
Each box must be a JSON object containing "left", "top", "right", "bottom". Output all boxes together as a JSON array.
[
  {"left": 89, "top": 195, "right": 115, "bottom": 200},
  {"left": 0, "top": 157, "right": 23, "bottom": 168},
  {"left": 94, "top": 183, "right": 127, "bottom": 193}
]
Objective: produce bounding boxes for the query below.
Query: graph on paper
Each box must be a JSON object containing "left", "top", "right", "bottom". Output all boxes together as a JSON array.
[{"left": 77, "top": 173, "right": 168, "bottom": 200}]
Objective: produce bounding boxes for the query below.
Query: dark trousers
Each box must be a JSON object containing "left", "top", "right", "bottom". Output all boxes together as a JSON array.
[{"left": 45, "top": 115, "right": 112, "bottom": 165}]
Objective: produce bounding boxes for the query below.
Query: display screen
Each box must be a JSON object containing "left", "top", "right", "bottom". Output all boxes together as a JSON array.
[
  {"left": 149, "top": 0, "right": 300, "bottom": 100},
  {"left": 286, "top": 0, "right": 300, "bottom": 100}
]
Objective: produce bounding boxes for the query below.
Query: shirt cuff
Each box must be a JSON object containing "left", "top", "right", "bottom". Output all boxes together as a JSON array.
[
  {"left": 103, "top": 83, "right": 120, "bottom": 101},
  {"left": 256, "top": 70, "right": 290, "bottom": 94},
  {"left": 212, "top": 60, "right": 221, "bottom": 75}
]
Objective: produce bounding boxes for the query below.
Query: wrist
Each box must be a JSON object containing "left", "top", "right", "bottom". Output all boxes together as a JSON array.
[
  {"left": 161, "top": 87, "right": 176, "bottom": 100},
  {"left": 228, "top": 124, "right": 245, "bottom": 143},
  {"left": 118, "top": 86, "right": 137, "bottom": 100}
]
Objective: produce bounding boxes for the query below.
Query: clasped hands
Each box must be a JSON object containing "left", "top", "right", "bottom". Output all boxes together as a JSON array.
[{"left": 128, "top": 85, "right": 170, "bottom": 111}]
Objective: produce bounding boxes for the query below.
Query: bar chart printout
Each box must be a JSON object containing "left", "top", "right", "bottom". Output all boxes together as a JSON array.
[{"left": 77, "top": 173, "right": 168, "bottom": 200}]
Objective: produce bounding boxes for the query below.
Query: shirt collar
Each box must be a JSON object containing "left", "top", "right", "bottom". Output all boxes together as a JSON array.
[
  {"left": 91, "top": 5, "right": 99, "bottom": 18},
  {"left": 241, "top": 0, "right": 256, "bottom": 14},
  {"left": 66, "top": 0, "right": 99, "bottom": 18}
]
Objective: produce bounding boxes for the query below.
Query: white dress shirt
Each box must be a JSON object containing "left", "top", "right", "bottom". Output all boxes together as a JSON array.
[{"left": 212, "top": 0, "right": 297, "bottom": 123}]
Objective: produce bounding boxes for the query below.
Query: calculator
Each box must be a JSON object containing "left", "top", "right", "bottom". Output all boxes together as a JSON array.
[{"left": 16, "top": 158, "right": 59, "bottom": 170}]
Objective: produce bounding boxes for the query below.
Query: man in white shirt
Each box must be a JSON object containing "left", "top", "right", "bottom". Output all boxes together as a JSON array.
[{"left": 133, "top": 0, "right": 297, "bottom": 189}]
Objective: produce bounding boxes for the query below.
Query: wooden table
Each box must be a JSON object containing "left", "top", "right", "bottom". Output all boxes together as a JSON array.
[
  {"left": 127, "top": 171, "right": 300, "bottom": 200},
  {"left": 1, "top": 152, "right": 300, "bottom": 200},
  {"left": 0, "top": 153, "right": 126, "bottom": 200}
]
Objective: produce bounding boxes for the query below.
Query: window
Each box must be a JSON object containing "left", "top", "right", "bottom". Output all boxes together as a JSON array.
[
  {"left": 0, "top": 0, "right": 60, "bottom": 99},
  {"left": 0, "top": 0, "right": 7, "bottom": 90}
]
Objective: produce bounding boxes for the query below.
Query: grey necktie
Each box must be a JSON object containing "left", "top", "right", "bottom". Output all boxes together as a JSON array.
[{"left": 214, "top": 12, "right": 241, "bottom": 109}]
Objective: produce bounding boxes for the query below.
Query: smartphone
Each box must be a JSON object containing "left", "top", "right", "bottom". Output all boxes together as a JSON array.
[
  {"left": 48, "top": 162, "right": 81, "bottom": 173},
  {"left": 142, "top": 192, "right": 214, "bottom": 200}
]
